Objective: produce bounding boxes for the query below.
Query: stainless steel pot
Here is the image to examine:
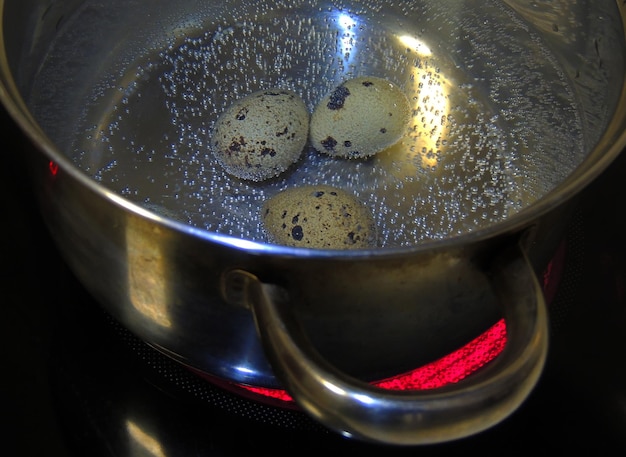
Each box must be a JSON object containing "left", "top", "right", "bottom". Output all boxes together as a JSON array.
[{"left": 1, "top": 0, "right": 625, "bottom": 445}]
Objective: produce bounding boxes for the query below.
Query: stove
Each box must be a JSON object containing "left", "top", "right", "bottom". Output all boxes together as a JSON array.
[{"left": 3, "top": 104, "right": 626, "bottom": 455}]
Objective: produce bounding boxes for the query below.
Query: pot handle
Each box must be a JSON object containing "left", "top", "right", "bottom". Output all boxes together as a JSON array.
[{"left": 222, "top": 245, "right": 548, "bottom": 445}]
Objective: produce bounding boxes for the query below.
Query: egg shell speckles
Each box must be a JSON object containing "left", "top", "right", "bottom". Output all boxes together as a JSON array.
[
  {"left": 211, "top": 89, "right": 310, "bottom": 181},
  {"left": 261, "top": 185, "right": 377, "bottom": 249},
  {"left": 310, "top": 76, "right": 411, "bottom": 159}
]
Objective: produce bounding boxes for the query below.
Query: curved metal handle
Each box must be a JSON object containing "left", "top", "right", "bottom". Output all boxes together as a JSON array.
[{"left": 223, "top": 245, "right": 548, "bottom": 445}]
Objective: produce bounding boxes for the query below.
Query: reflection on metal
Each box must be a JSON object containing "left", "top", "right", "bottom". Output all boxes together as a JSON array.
[
  {"left": 336, "top": 12, "right": 358, "bottom": 64},
  {"left": 353, "top": 392, "right": 376, "bottom": 405},
  {"left": 234, "top": 365, "right": 256, "bottom": 375},
  {"left": 126, "top": 420, "right": 167, "bottom": 457},
  {"left": 377, "top": 36, "right": 450, "bottom": 176},
  {"left": 397, "top": 35, "right": 432, "bottom": 56},
  {"left": 409, "top": 56, "right": 450, "bottom": 170},
  {"left": 126, "top": 216, "right": 172, "bottom": 328},
  {"left": 322, "top": 380, "right": 347, "bottom": 396}
]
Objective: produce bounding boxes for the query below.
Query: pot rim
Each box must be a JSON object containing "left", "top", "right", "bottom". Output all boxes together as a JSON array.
[
  {"left": 1, "top": 8, "right": 625, "bottom": 260},
  {"left": 2, "top": 76, "right": 625, "bottom": 259}
]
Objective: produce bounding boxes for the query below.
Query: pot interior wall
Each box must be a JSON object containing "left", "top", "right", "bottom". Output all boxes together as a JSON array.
[{"left": 5, "top": 0, "right": 623, "bottom": 250}]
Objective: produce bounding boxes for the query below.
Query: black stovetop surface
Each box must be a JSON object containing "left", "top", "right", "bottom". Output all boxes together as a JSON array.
[{"left": 3, "top": 104, "right": 626, "bottom": 455}]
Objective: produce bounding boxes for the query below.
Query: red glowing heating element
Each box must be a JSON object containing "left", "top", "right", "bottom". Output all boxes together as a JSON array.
[
  {"left": 235, "top": 240, "right": 564, "bottom": 404},
  {"left": 241, "top": 318, "right": 507, "bottom": 403},
  {"left": 49, "top": 161, "right": 59, "bottom": 176}
]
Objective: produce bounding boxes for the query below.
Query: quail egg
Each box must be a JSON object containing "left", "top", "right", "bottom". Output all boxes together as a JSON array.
[
  {"left": 211, "top": 89, "right": 310, "bottom": 181},
  {"left": 261, "top": 185, "right": 377, "bottom": 249},
  {"left": 310, "top": 76, "right": 411, "bottom": 159}
]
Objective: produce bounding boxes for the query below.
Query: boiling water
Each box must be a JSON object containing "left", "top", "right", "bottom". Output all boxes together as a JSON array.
[{"left": 30, "top": 0, "right": 584, "bottom": 248}]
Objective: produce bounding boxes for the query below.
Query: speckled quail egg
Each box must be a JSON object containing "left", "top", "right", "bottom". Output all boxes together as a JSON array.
[
  {"left": 211, "top": 89, "right": 310, "bottom": 181},
  {"left": 261, "top": 185, "right": 377, "bottom": 249},
  {"left": 310, "top": 76, "right": 411, "bottom": 159}
]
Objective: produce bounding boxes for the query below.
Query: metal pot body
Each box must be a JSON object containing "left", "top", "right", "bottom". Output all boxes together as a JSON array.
[
  {"left": 2, "top": 0, "right": 626, "bottom": 445},
  {"left": 29, "top": 146, "right": 515, "bottom": 383}
]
